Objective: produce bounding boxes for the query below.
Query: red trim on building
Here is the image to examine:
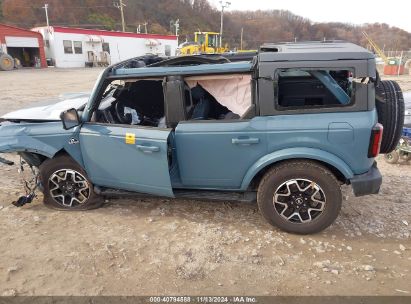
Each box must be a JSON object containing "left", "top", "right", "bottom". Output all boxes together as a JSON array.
[
  {"left": 52, "top": 26, "right": 178, "bottom": 41},
  {"left": 0, "top": 23, "right": 47, "bottom": 68}
]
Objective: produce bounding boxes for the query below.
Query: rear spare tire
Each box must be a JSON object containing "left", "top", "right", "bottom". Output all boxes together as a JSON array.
[
  {"left": 0, "top": 53, "right": 14, "bottom": 71},
  {"left": 375, "top": 80, "right": 404, "bottom": 154}
]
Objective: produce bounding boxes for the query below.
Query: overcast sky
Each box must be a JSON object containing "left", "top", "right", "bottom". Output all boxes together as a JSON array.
[{"left": 209, "top": 0, "right": 411, "bottom": 32}]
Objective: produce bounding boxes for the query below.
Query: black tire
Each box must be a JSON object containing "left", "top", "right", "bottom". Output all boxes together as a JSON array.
[
  {"left": 399, "top": 152, "right": 411, "bottom": 162},
  {"left": 384, "top": 151, "right": 399, "bottom": 164},
  {"left": 39, "top": 155, "right": 102, "bottom": 210},
  {"left": 257, "top": 160, "right": 342, "bottom": 234},
  {"left": 0, "top": 53, "right": 14, "bottom": 71},
  {"left": 375, "top": 80, "right": 404, "bottom": 154}
]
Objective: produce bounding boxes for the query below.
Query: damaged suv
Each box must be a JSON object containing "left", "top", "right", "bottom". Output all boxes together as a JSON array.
[{"left": 0, "top": 42, "right": 404, "bottom": 234}]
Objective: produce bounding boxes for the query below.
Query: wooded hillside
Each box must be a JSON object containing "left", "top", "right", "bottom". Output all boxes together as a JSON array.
[{"left": 1, "top": 0, "right": 410, "bottom": 51}]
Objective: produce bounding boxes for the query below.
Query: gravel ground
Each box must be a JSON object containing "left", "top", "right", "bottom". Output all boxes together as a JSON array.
[{"left": 0, "top": 68, "right": 410, "bottom": 296}]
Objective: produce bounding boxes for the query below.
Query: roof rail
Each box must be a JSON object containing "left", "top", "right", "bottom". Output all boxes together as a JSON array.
[{"left": 260, "top": 40, "right": 348, "bottom": 52}]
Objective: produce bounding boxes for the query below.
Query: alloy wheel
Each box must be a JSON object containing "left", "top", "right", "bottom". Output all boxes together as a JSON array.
[
  {"left": 48, "top": 169, "right": 90, "bottom": 207},
  {"left": 273, "top": 179, "right": 326, "bottom": 223}
]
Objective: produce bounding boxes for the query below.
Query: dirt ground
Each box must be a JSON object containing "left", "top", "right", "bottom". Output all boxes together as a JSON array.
[{"left": 0, "top": 68, "right": 410, "bottom": 297}]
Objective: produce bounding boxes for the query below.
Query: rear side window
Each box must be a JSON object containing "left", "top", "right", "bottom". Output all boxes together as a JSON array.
[{"left": 275, "top": 68, "right": 353, "bottom": 110}]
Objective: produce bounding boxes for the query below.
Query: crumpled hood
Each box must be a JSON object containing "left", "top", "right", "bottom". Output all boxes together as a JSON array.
[{"left": 1, "top": 93, "right": 90, "bottom": 121}]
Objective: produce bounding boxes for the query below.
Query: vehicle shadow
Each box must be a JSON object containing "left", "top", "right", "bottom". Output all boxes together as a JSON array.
[
  {"left": 103, "top": 196, "right": 265, "bottom": 227},
  {"left": 6, "top": 180, "right": 409, "bottom": 239}
]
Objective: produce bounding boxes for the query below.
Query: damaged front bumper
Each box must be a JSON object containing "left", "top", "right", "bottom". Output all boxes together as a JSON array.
[{"left": 0, "top": 154, "right": 41, "bottom": 207}]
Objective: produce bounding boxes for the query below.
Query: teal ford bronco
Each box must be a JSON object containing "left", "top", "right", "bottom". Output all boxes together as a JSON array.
[{"left": 0, "top": 41, "right": 404, "bottom": 234}]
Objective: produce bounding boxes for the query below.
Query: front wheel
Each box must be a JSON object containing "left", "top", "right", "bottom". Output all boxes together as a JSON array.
[
  {"left": 257, "top": 160, "right": 342, "bottom": 234},
  {"left": 0, "top": 53, "right": 14, "bottom": 71},
  {"left": 39, "top": 155, "right": 102, "bottom": 210}
]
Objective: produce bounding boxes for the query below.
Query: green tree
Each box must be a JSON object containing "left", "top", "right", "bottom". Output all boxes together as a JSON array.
[
  {"left": 0, "top": 0, "right": 409, "bottom": 50},
  {"left": 87, "top": 13, "right": 116, "bottom": 30},
  {"left": 0, "top": 0, "right": 3, "bottom": 22}
]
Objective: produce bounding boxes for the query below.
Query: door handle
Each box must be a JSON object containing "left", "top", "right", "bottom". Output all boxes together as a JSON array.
[
  {"left": 137, "top": 145, "right": 160, "bottom": 153},
  {"left": 232, "top": 137, "right": 259, "bottom": 145}
]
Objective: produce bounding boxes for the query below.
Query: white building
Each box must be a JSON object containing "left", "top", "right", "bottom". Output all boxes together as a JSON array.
[{"left": 32, "top": 26, "right": 179, "bottom": 68}]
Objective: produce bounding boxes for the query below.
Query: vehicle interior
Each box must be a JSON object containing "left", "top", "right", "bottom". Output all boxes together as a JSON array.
[
  {"left": 276, "top": 69, "right": 353, "bottom": 108},
  {"left": 92, "top": 73, "right": 254, "bottom": 128}
]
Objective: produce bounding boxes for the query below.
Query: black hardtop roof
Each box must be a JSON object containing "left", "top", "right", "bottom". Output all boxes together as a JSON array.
[{"left": 259, "top": 41, "right": 375, "bottom": 62}]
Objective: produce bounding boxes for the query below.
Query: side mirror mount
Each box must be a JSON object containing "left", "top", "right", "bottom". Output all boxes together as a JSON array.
[{"left": 60, "top": 108, "right": 81, "bottom": 130}]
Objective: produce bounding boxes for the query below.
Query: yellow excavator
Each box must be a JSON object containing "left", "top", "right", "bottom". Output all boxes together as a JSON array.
[{"left": 177, "top": 32, "right": 229, "bottom": 55}]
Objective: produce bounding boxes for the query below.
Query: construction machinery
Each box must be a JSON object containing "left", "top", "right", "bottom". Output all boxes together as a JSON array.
[
  {"left": 177, "top": 32, "right": 229, "bottom": 55},
  {"left": 362, "top": 31, "right": 409, "bottom": 75},
  {"left": 362, "top": 31, "right": 389, "bottom": 64},
  {"left": 0, "top": 51, "right": 14, "bottom": 71}
]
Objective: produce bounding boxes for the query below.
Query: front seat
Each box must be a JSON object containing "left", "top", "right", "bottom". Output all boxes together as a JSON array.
[
  {"left": 163, "top": 76, "right": 193, "bottom": 128},
  {"left": 191, "top": 84, "right": 210, "bottom": 120}
]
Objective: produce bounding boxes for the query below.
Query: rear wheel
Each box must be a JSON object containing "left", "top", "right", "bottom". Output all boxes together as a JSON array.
[
  {"left": 257, "top": 160, "right": 342, "bottom": 234},
  {"left": 375, "top": 80, "right": 404, "bottom": 154},
  {"left": 39, "top": 155, "right": 102, "bottom": 210},
  {"left": 0, "top": 53, "right": 14, "bottom": 71}
]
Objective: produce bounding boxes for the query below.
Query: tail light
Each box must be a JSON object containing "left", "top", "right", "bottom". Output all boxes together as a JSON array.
[{"left": 368, "top": 123, "right": 383, "bottom": 158}]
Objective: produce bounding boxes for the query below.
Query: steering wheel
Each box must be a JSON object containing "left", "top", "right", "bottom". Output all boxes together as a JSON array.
[{"left": 114, "top": 101, "right": 132, "bottom": 124}]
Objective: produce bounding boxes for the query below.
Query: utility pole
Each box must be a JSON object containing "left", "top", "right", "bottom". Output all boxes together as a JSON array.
[
  {"left": 143, "top": 22, "right": 148, "bottom": 34},
  {"left": 114, "top": 0, "right": 126, "bottom": 32},
  {"left": 170, "top": 19, "right": 180, "bottom": 36},
  {"left": 398, "top": 50, "right": 403, "bottom": 77},
  {"left": 240, "top": 27, "right": 243, "bottom": 50},
  {"left": 174, "top": 19, "right": 180, "bottom": 36},
  {"left": 42, "top": 3, "right": 50, "bottom": 27},
  {"left": 219, "top": 1, "right": 231, "bottom": 48}
]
